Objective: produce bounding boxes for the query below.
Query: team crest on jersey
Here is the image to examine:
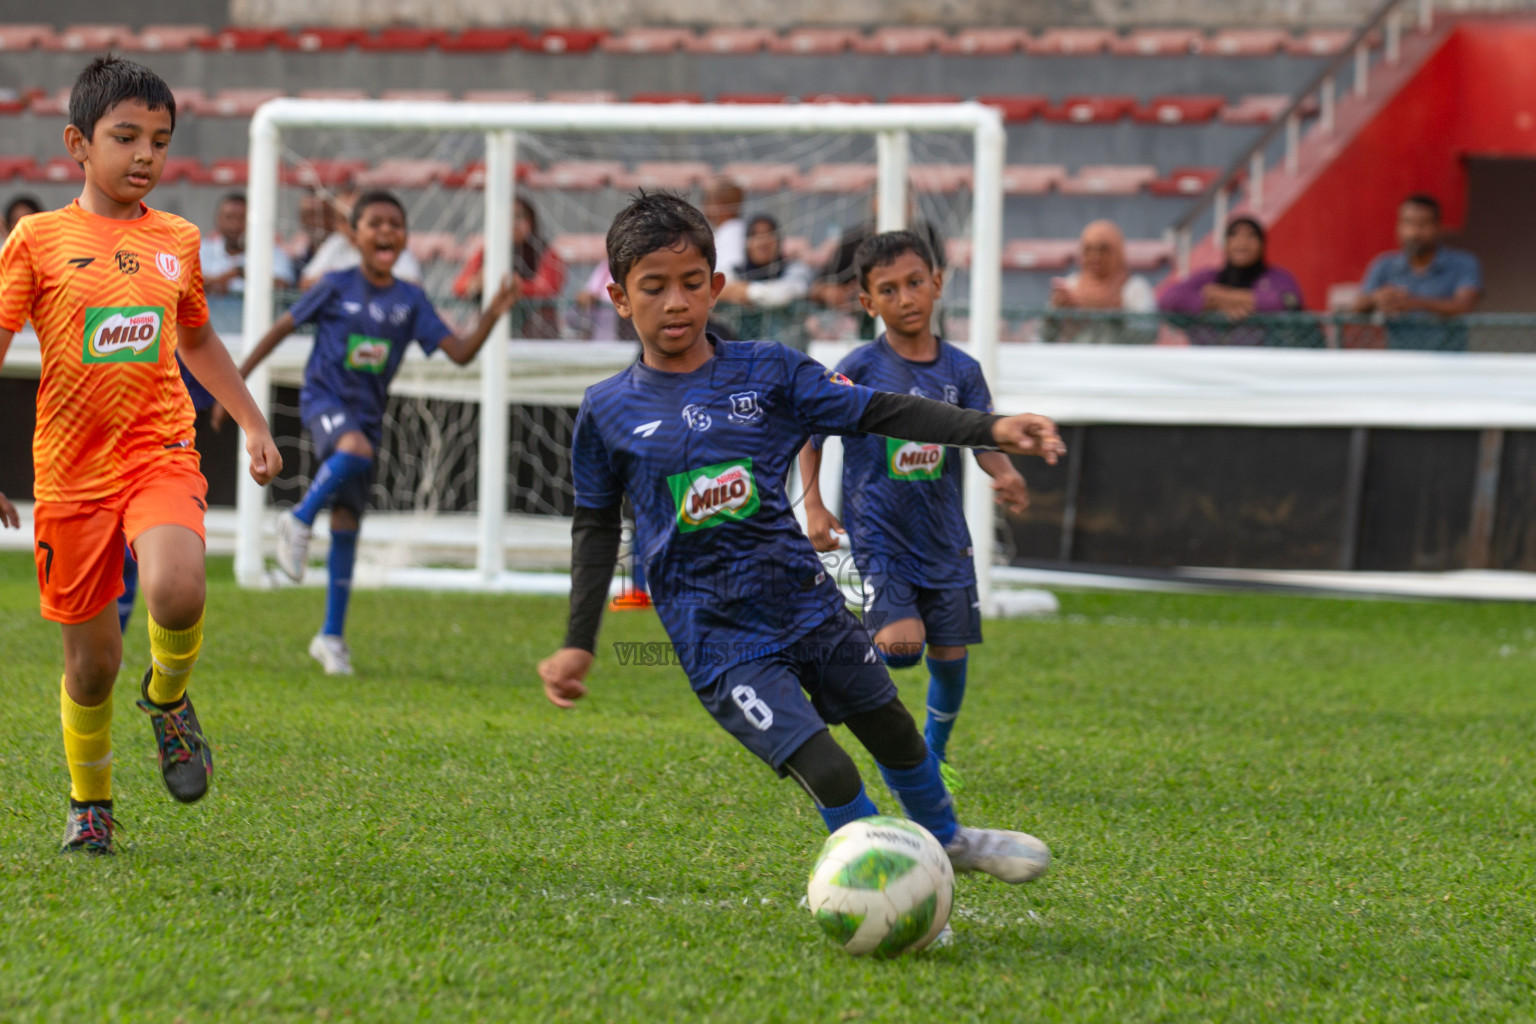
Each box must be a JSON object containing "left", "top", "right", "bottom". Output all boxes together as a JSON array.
[
  {"left": 346, "top": 334, "right": 392, "bottom": 373},
  {"left": 114, "top": 250, "right": 140, "bottom": 275},
  {"left": 728, "top": 391, "right": 763, "bottom": 424},
  {"left": 826, "top": 370, "right": 854, "bottom": 387},
  {"left": 887, "top": 438, "right": 945, "bottom": 481},
  {"left": 155, "top": 252, "right": 181, "bottom": 281},
  {"left": 390, "top": 304, "right": 410, "bottom": 325},
  {"left": 668, "top": 458, "right": 761, "bottom": 532},
  {"left": 943, "top": 384, "right": 960, "bottom": 404},
  {"left": 82, "top": 306, "right": 163, "bottom": 364},
  {"left": 682, "top": 404, "right": 712, "bottom": 432}
]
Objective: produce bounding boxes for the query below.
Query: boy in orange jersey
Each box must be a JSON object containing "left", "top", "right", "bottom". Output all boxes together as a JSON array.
[{"left": 0, "top": 56, "right": 281, "bottom": 854}]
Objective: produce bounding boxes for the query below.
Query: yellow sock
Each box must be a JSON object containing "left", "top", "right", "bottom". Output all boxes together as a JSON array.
[
  {"left": 61, "top": 677, "right": 113, "bottom": 803},
  {"left": 147, "top": 613, "right": 203, "bottom": 706}
]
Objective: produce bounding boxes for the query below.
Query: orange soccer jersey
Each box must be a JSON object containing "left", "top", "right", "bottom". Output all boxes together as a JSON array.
[{"left": 0, "top": 200, "right": 209, "bottom": 503}]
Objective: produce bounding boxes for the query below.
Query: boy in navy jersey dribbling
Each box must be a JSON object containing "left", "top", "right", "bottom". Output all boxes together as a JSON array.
[
  {"left": 538, "top": 192, "right": 1063, "bottom": 884},
  {"left": 221, "top": 190, "right": 517, "bottom": 674},
  {"left": 799, "top": 231, "right": 1028, "bottom": 786}
]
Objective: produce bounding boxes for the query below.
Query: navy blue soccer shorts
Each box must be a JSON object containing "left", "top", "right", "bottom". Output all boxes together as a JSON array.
[
  {"left": 697, "top": 608, "right": 899, "bottom": 775},
  {"left": 860, "top": 571, "right": 984, "bottom": 648},
  {"left": 302, "top": 406, "right": 375, "bottom": 516}
]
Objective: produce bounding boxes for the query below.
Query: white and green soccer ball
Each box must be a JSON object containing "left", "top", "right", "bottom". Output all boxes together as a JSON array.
[{"left": 807, "top": 816, "right": 954, "bottom": 958}]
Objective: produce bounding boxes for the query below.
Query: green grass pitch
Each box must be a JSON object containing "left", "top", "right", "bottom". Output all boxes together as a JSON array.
[{"left": 1, "top": 550, "right": 1533, "bottom": 1022}]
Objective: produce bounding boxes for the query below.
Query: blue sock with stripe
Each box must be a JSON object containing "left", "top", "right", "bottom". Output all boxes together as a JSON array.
[
  {"left": 817, "top": 783, "right": 880, "bottom": 833},
  {"left": 322, "top": 528, "right": 358, "bottom": 637},
  {"left": 877, "top": 750, "right": 958, "bottom": 846},
  {"left": 923, "top": 653, "right": 968, "bottom": 762},
  {"left": 294, "top": 452, "right": 372, "bottom": 527}
]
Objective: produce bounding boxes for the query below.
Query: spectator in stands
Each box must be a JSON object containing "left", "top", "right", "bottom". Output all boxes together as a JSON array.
[
  {"left": 809, "top": 198, "right": 947, "bottom": 338},
  {"left": 4, "top": 194, "right": 42, "bottom": 238},
  {"left": 716, "top": 214, "right": 815, "bottom": 350},
  {"left": 703, "top": 177, "right": 746, "bottom": 283},
  {"left": 300, "top": 186, "right": 423, "bottom": 288},
  {"left": 286, "top": 189, "right": 336, "bottom": 284},
  {"left": 201, "top": 192, "right": 296, "bottom": 296},
  {"left": 1352, "top": 193, "right": 1482, "bottom": 351},
  {"left": 1043, "top": 220, "right": 1156, "bottom": 344},
  {"left": 453, "top": 196, "right": 566, "bottom": 339},
  {"left": 1159, "top": 216, "right": 1304, "bottom": 345}
]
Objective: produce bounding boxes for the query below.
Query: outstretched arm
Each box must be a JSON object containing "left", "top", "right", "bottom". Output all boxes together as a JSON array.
[
  {"left": 437, "top": 275, "right": 519, "bottom": 365},
  {"left": 796, "top": 441, "right": 845, "bottom": 552},
  {"left": 538, "top": 501, "right": 623, "bottom": 708},
  {"left": 209, "top": 311, "right": 297, "bottom": 432},
  {"left": 855, "top": 391, "right": 1065, "bottom": 464},
  {"left": 178, "top": 321, "right": 281, "bottom": 485}
]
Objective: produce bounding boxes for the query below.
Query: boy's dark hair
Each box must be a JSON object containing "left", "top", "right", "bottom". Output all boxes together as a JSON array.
[
  {"left": 219, "top": 192, "right": 246, "bottom": 207},
  {"left": 68, "top": 55, "right": 176, "bottom": 139},
  {"left": 854, "top": 229, "right": 936, "bottom": 292},
  {"left": 1402, "top": 193, "right": 1441, "bottom": 222},
  {"left": 350, "top": 190, "right": 407, "bottom": 231},
  {"left": 606, "top": 189, "right": 715, "bottom": 289}
]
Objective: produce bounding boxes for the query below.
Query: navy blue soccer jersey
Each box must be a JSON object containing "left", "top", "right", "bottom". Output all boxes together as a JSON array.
[
  {"left": 289, "top": 268, "right": 452, "bottom": 443},
  {"left": 572, "top": 338, "right": 873, "bottom": 689},
  {"left": 815, "top": 336, "right": 993, "bottom": 588}
]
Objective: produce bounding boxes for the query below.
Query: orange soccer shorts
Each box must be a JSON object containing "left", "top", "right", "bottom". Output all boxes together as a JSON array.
[{"left": 32, "top": 455, "right": 209, "bottom": 624}]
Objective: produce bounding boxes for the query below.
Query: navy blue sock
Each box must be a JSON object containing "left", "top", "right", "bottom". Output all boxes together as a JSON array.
[
  {"left": 877, "top": 750, "right": 958, "bottom": 846},
  {"left": 117, "top": 545, "right": 138, "bottom": 633},
  {"left": 293, "top": 452, "right": 372, "bottom": 527},
  {"left": 923, "top": 653, "right": 968, "bottom": 762},
  {"left": 817, "top": 784, "right": 880, "bottom": 833},
  {"left": 322, "top": 528, "right": 358, "bottom": 637}
]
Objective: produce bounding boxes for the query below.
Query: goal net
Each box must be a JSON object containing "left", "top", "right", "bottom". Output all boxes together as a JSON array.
[{"left": 237, "top": 100, "right": 1006, "bottom": 609}]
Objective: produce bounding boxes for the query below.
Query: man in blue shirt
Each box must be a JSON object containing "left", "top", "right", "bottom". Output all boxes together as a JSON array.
[
  {"left": 223, "top": 190, "right": 517, "bottom": 674},
  {"left": 1353, "top": 193, "right": 1482, "bottom": 351},
  {"left": 539, "top": 192, "right": 1063, "bottom": 886}
]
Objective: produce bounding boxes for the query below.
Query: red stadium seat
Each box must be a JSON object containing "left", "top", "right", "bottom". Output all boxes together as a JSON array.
[
  {"left": 159, "top": 157, "right": 210, "bottom": 184},
  {"left": 169, "top": 86, "right": 207, "bottom": 115},
  {"left": 29, "top": 88, "right": 71, "bottom": 116},
  {"left": 523, "top": 160, "right": 625, "bottom": 190},
  {"left": 26, "top": 157, "right": 86, "bottom": 184},
  {"left": 1125, "top": 239, "right": 1174, "bottom": 271},
  {"left": 1113, "top": 29, "right": 1204, "bottom": 56},
  {"left": 298, "top": 88, "right": 371, "bottom": 101},
  {"left": 289, "top": 28, "right": 367, "bottom": 52},
  {"left": 769, "top": 28, "right": 862, "bottom": 54},
  {"left": 462, "top": 90, "right": 537, "bottom": 104},
  {"left": 1003, "top": 240, "right": 1076, "bottom": 271},
  {"left": 1028, "top": 29, "right": 1115, "bottom": 55},
  {"left": 0, "top": 156, "right": 37, "bottom": 180},
  {"left": 534, "top": 29, "right": 606, "bottom": 54},
  {"left": 628, "top": 92, "right": 703, "bottom": 104},
  {"left": 979, "top": 95, "right": 1048, "bottom": 122},
  {"left": 1059, "top": 165, "right": 1158, "bottom": 195},
  {"left": 544, "top": 90, "right": 618, "bottom": 104},
  {"left": 612, "top": 161, "right": 714, "bottom": 190},
  {"left": 380, "top": 89, "right": 455, "bottom": 103},
  {"left": 803, "top": 163, "right": 878, "bottom": 192},
  {"left": 1208, "top": 30, "right": 1290, "bottom": 56},
  {"left": 886, "top": 94, "right": 964, "bottom": 105},
  {"left": 719, "top": 162, "right": 803, "bottom": 191},
  {"left": 857, "top": 27, "right": 947, "bottom": 54},
  {"left": 684, "top": 27, "right": 777, "bottom": 54},
  {"left": 282, "top": 159, "right": 367, "bottom": 188},
  {"left": 601, "top": 28, "right": 697, "bottom": 53},
  {"left": 208, "top": 159, "right": 249, "bottom": 186},
  {"left": 715, "top": 93, "right": 789, "bottom": 105},
  {"left": 203, "top": 28, "right": 290, "bottom": 51},
  {"left": 1002, "top": 164, "right": 1066, "bottom": 194},
  {"left": 440, "top": 28, "right": 531, "bottom": 52},
  {"left": 908, "top": 164, "right": 973, "bottom": 193},
  {"left": 1288, "top": 29, "right": 1354, "bottom": 56},
  {"left": 944, "top": 238, "right": 972, "bottom": 270},
  {"left": 938, "top": 28, "right": 1031, "bottom": 55},
  {"left": 357, "top": 159, "right": 454, "bottom": 189},
  {"left": 1220, "top": 94, "right": 1291, "bottom": 125},
  {"left": 1149, "top": 167, "right": 1222, "bottom": 196},
  {"left": 0, "top": 25, "right": 55, "bottom": 50},
  {"left": 1133, "top": 95, "right": 1226, "bottom": 125},
  {"left": 46, "top": 24, "right": 130, "bottom": 52},
  {"left": 407, "top": 232, "right": 459, "bottom": 263},
  {"left": 441, "top": 160, "right": 533, "bottom": 189},
  {"left": 0, "top": 89, "right": 27, "bottom": 115},
  {"left": 551, "top": 234, "right": 610, "bottom": 264},
  {"left": 802, "top": 93, "right": 875, "bottom": 104},
  {"left": 130, "top": 25, "right": 212, "bottom": 52},
  {"left": 199, "top": 89, "right": 285, "bottom": 117},
  {"left": 358, "top": 28, "right": 447, "bottom": 51},
  {"left": 1044, "top": 96, "right": 1138, "bottom": 124}
]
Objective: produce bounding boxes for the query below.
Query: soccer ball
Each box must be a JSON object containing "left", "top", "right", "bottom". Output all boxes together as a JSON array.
[{"left": 807, "top": 816, "right": 954, "bottom": 958}]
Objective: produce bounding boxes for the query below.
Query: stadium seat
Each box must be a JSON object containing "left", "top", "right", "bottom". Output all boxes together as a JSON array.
[
  {"left": 944, "top": 238, "right": 972, "bottom": 269},
  {"left": 1209, "top": 29, "right": 1291, "bottom": 56},
  {"left": 612, "top": 161, "right": 714, "bottom": 190},
  {"left": 979, "top": 95, "right": 1049, "bottom": 122},
  {"left": 290, "top": 28, "right": 367, "bottom": 52},
  {"left": 1113, "top": 29, "right": 1204, "bottom": 56},
  {"left": 684, "top": 27, "right": 777, "bottom": 54},
  {"left": 803, "top": 163, "right": 879, "bottom": 192},
  {"left": 1289, "top": 29, "right": 1355, "bottom": 56},
  {"left": 544, "top": 90, "right": 618, "bottom": 104},
  {"left": 886, "top": 94, "right": 964, "bottom": 105},
  {"left": 720, "top": 162, "right": 803, "bottom": 191},
  {"left": 1028, "top": 29, "right": 1116, "bottom": 55},
  {"left": 627, "top": 92, "right": 703, "bottom": 105},
  {"left": 1002, "top": 164, "right": 1067, "bottom": 194},
  {"left": 0, "top": 157, "right": 37, "bottom": 181},
  {"left": 534, "top": 29, "right": 606, "bottom": 54},
  {"left": 1003, "top": 240, "right": 1076, "bottom": 271},
  {"left": 938, "top": 27, "right": 1031, "bottom": 55},
  {"left": 203, "top": 28, "right": 290, "bottom": 51},
  {"left": 298, "top": 88, "right": 371, "bottom": 101},
  {"left": 208, "top": 159, "right": 249, "bottom": 186},
  {"left": 908, "top": 164, "right": 973, "bottom": 193},
  {"left": 200, "top": 89, "right": 285, "bottom": 117},
  {"left": 601, "top": 28, "right": 696, "bottom": 53},
  {"left": 380, "top": 89, "right": 455, "bottom": 103},
  {"left": 769, "top": 28, "right": 862, "bottom": 54},
  {"left": 1125, "top": 239, "right": 1174, "bottom": 270},
  {"left": 25, "top": 158, "right": 85, "bottom": 184},
  {"left": 1149, "top": 167, "right": 1223, "bottom": 196},
  {"left": 802, "top": 93, "right": 875, "bottom": 104},
  {"left": 159, "top": 157, "right": 210, "bottom": 185},
  {"left": 358, "top": 28, "right": 448, "bottom": 51},
  {"left": 357, "top": 159, "right": 454, "bottom": 189},
  {"left": 46, "top": 24, "right": 130, "bottom": 51},
  {"left": 551, "top": 233, "right": 610, "bottom": 264},
  {"left": 462, "top": 90, "right": 537, "bottom": 104},
  {"left": 407, "top": 232, "right": 460, "bottom": 263},
  {"left": 0, "top": 24, "right": 55, "bottom": 50},
  {"left": 857, "top": 27, "right": 947, "bottom": 54},
  {"left": 1220, "top": 94, "right": 1301, "bottom": 124},
  {"left": 439, "top": 28, "right": 531, "bottom": 53},
  {"left": 130, "top": 25, "right": 212, "bottom": 51},
  {"left": 0, "top": 89, "right": 26, "bottom": 115},
  {"left": 1133, "top": 95, "right": 1226, "bottom": 124},
  {"left": 523, "top": 160, "right": 625, "bottom": 190},
  {"left": 28, "top": 89, "right": 71, "bottom": 116},
  {"left": 715, "top": 93, "right": 790, "bottom": 105},
  {"left": 1058, "top": 165, "right": 1158, "bottom": 195},
  {"left": 282, "top": 159, "right": 368, "bottom": 188},
  {"left": 1044, "top": 96, "right": 1138, "bottom": 124}
]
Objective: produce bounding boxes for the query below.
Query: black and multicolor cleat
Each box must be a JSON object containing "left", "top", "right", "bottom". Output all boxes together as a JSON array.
[
  {"left": 137, "top": 668, "right": 213, "bottom": 804},
  {"left": 61, "top": 800, "right": 117, "bottom": 855}
]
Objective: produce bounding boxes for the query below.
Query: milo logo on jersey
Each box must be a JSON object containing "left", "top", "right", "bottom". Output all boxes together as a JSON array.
[
  {"left": 668, "top": 458, "right": 761, "bottom": 532},
  {"left": 887, "top": 439, "right": 945, "bottom": 480},
  {"left": 346, "top": 334, "right": 392, "bottom": 373},
  {"left": 82, "top": 306, "right": 163, "bottom": 364}
]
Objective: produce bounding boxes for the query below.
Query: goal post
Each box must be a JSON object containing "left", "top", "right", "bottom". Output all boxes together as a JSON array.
[{"left": 237, "top": 99, "right": 1006, "bottom": 612}]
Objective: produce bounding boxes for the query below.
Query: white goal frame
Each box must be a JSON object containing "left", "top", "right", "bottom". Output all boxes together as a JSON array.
[{"left": 238, "top": 99, "right": 1006, "bottom": 612}]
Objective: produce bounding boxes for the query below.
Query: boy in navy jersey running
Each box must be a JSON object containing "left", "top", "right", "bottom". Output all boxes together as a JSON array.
[
  {"left": 538, "top": 192, "right": 1063, "bottom": 883},
  {"left": 799, "top": 231, "right": 1028, "bottom": 783},
  {"left": 220, "top": 190, "right": 517, "bottom": 674}
]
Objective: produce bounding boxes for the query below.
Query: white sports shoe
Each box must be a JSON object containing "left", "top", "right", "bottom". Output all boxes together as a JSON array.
[
  {"left": 275, "top": 512, "right": 312, "bottom": 582},
  {"left": 945, "top": 827, "right": 1051, "bottom": 884},
  {"left": 308, "top": 633, "right": 354, "bottom": 676}
]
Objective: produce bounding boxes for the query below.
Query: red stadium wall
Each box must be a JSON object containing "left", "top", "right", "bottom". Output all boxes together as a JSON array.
[{"left": 1269, "top": 19, "right": 1536, "bottom": 308}]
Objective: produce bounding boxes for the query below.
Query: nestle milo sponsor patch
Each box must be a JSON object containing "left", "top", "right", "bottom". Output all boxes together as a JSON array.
[
  {"left": 346, "top": 334, "right": 392, "bottom": 373},
  {"left": 887, "top": 439, "right": 945, "bottom": 481},
  {"left": 82, "top": 306, "right": 164, "bottom": 364},
  {"left": 668, "top": 458, "right": 761, "bottom": 532}
]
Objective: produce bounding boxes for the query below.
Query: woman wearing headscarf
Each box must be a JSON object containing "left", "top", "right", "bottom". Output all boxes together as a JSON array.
[
  {"left": 454, "top": 196, "right": 567, "bottom": 338},
  {"left": 1158, "top": 216, "right": 1305, "bottom": 345},
  {"left": 715, "top": 214, "right": 815, "bottom": 350},
  {"left": 1043, "top": 220, "right": 1157, "bottom": 344}
]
